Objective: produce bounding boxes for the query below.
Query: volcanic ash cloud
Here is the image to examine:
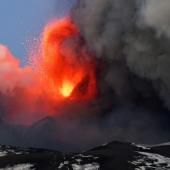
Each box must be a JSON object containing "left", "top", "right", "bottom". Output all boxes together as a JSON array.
[{"left": 72, "top": 0, "right": 170, "bottom": 110}]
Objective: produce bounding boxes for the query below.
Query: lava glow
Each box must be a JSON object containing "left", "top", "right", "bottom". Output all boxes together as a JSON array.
[
  {"left": 0, "top": 17, "right": 97, "bottom": 125},
  {"left": 38, "top": 18, "right": 97, "bottom": 100},
  {"left": 60, "top": 81, "right": 74, "bottom": 97}
]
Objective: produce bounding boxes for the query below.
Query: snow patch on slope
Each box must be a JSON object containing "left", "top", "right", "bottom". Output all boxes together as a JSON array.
[
  {"left": 58, "top": 154, "right": 100, "bottom": 170},
  {"left": 72, "top": 163, "right": 100, "bottom": 170},
  {"left": 0, "top": 164, "right": 34, "bottom": 170},
  {"left": 149, "top": 142, "right": 170, "bottom": 147},
  {"left": 132, "top": 151, "right": 170, "bottom": 170},
  {"left": 0, "top": 151, "right": 7, "bottom": 157}
]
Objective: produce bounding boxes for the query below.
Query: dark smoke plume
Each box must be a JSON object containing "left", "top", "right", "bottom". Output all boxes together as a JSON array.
[{"left": 71, "top": 0, "right": 170, "bottom": 148}]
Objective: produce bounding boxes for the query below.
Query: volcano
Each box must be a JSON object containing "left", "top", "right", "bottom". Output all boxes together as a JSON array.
[{"left": 1, "top": 0, "right": 170, "bottom": 168}]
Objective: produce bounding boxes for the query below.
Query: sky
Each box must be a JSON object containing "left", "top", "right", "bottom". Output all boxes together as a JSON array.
[{"left": 0, "top": 0, "right": 76, "bottom": 64}]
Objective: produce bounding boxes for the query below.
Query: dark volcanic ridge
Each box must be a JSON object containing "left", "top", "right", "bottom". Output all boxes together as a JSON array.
[
  {"left": 0, "top": 141, "right": 170, "bottom": 170},
  {"left": 1, "top": 0, "right": 170, "bottom": 159},
  {"left": 0, "top": 112, "right": 170, "bottom": 153}
]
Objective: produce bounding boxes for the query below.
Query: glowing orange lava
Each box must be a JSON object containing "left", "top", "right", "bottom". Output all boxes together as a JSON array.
[
  {"left": 39, "top": 18, "right": 97, "bottom": 100},
  {"left": 0, "top": 17, "right": 97, "bottom": 125},
  {"left": 60, "top": 81, "right": 74, "bottom": 97}
]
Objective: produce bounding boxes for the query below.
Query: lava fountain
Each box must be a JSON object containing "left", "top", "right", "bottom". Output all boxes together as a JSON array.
[
  {"left": 38, "top": 18, "right": 97, "bottom": 101},
  {"left": 0, "top": 17, "right": 97, "bottom": 125}
]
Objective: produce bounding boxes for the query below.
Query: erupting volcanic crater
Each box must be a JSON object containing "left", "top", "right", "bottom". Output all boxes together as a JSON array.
[
  {"left": 39, "top": 18, "right": 97, "bottom": 101},
  {"left": 1, "top": 0, "right": 170, "bottom": 153},
  {"left": 0, "top": 17, "right": 98, "bottom": 125}
]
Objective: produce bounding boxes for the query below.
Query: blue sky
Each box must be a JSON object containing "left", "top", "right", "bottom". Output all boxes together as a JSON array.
[{"left": 0, "top": 0, "right": 76, "bottom": 64}]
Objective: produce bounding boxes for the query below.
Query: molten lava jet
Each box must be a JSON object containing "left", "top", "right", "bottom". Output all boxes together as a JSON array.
[
  {"left": 39, "top": 18, "right": 97, "bottom": 101},
  {"left": 0, "top": 17, "right": 97, "bottom": 125}
]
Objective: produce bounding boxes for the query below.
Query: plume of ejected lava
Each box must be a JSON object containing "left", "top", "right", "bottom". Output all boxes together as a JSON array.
[
  {"left": 0, "top": 17, "right": 97, "bottom": 125},
  {"left": 38, "top": 18, "right": 97, "bottom": 101}
]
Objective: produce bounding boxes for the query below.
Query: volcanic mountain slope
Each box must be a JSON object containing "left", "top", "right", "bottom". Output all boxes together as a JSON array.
[{"left": 0, "top": 142, "right": 170, "bottom": 169}]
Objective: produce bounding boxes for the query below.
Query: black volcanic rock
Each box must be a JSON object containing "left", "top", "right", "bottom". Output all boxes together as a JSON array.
[{"left": 0, "top": 141, "right": 170, "bottom": 169}]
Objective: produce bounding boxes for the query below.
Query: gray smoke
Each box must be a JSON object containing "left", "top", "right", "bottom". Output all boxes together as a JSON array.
[
  {"left": 125, "top": 0, "right": 170, "bottom": 108},
  {"left": 73, "top": 0, "right": 136, "bottom": 60},
  {"left": 0, "top": 106, "right": 169, "bottom": 152},
  {"left": 72, "top": 0, "right": 170, "bottom": 109},
  {"left": 140, "top": 0, "right": 170, "bottom": 37}
]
